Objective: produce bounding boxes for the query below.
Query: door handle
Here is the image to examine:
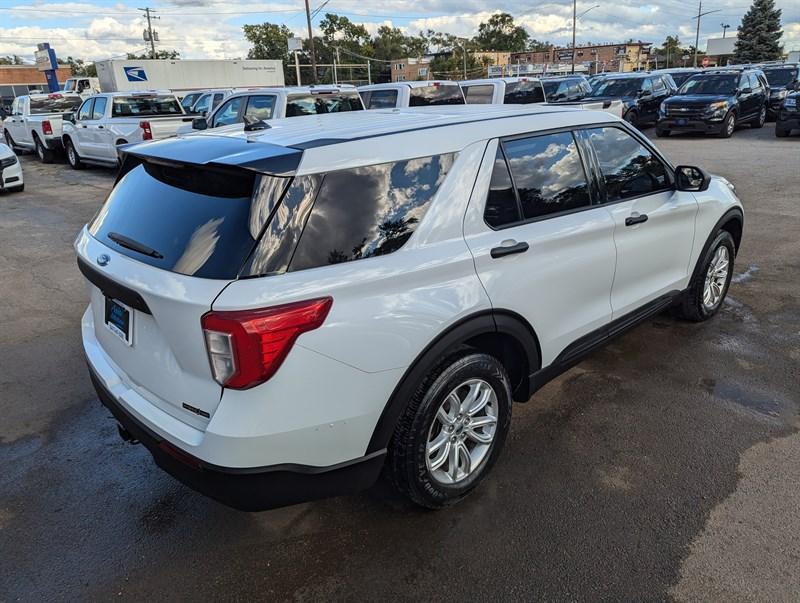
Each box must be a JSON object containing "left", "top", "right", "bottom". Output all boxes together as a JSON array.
[
  {"left": 625, "top": 213, "right": 649, "bottom": 226},
  {"left": 490, "top": 240, "right": 529, "bottom": 259},
  {"left": 97, "top": 125, "right": 104, "bottom": 129},
  {"left": 79, "top": 124, "right": 87, "bottom": 128}
]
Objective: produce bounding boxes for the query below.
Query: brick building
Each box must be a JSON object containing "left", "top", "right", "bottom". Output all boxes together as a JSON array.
[
  {"left": 510, "top": 42, "right": 654, "bottom": 74},
  {"left": 390, "top": 58, "right": 432, "bottom": 82}
]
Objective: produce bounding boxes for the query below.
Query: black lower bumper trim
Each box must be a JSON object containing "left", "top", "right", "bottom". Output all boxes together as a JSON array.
[{"left": 88, "top": 366, "right": 386, "bottom": 511}]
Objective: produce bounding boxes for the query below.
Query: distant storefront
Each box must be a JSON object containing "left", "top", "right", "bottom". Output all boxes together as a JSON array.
[{"left": 0, "top": 65, "right": 68, "bottom": 109}]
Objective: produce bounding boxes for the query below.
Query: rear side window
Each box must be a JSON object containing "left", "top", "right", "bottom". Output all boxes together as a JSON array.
[
  {"left": 363, "top": 89, "right": 398, "bottom": 109},
  {"left": 89, "top": 162, "right": 289, "bottom": 279},
  {"left": 409, "top": 85, "right": 464, "bottom": 106},
  {"left": 29, "top": 95, "right": 82, "bottom": 114},
  {"left": 288, "top": 154, "right": 455, "bottom": 271},
  {"left": 92, "top": 97, "right": 107, "bottom": 120},
  {"left": 504, "top": 81, "right": 545, "bottom": 104},
  {"left": 586, "top": 127, "right": 670, "bottom": 202},
  {"left": 285, "top": 93, "right": 363, "bottom": 116},
  {"left": 464, "top": 85, "right": 494, "bottom": 104},
  {"left": 503, "top": 132, "right": 591, "bottom": 220},
  {"left": 484, "top": 147, "right": 521, "bottom": 228},
  {"left": 111, "top": 95, "right": 182, "bottom": 117}
]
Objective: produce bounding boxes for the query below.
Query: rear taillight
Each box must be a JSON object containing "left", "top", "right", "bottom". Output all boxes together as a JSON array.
[
  {"left": 201, "top": 297, "right": 332, "bottom": 390},
  {"left": 42, "top": 120, "right": 53, "bottom": 135},
  {"left": 140, "top": 120, "right": 153, "bottom": 140}
]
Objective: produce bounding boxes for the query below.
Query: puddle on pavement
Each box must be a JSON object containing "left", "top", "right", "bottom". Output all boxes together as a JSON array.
[
  {"left": 731, "top": 265, "right": 759, "bottom": 284},
  {"left": 700, "top": 378, "right": 782, "bottom": 418}
]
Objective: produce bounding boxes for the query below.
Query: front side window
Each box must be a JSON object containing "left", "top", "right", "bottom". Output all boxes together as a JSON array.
[
  {"left": 91, "top": 97, "right": 107, "bottom": 120},
  {"left": 285, "top": 93, "right": 363, "bottom": 116},
  {"left": 503, "top": 132, "right": 591, "bottom": 220},
  {"left": 244, "top": 95, "right": 276, "bottom": 121},
  {"left": 586, "top": 127, "right": 670, "bottom": 202},
  {"left": 212, "top": 96, "right": 243, "bottom": 127},
  {"left": 409, "top": 85, "right": 464, "bottom": 106},
  {"left": 653, "top": 76, "right": 666, "bottom": 92},
  {"left": 77, "top": 99, "right": 94, "bottom": 120},
  {"left": 748, "top": 73, "right": 762, "bottom": 91},
  {"left": 288, "top": 154, "right": 455, "bottom": 271},
  {"left": 463, "top": 85, "right": 494, "bottom": 104},
  {"left": 193, "top": 94, "right": 212, "bottom": 114},
  {"left": 365, "top": 89, "right": 398, "bottom": 109}
]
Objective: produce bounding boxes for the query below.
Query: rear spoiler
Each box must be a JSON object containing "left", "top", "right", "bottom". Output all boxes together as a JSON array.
[{"left": 117, "top": 135, "right": 302, "bottom": 177}]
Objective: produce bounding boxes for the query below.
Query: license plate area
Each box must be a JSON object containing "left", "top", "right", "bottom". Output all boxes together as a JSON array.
[
  {"left": 676, "top": 118, "right": 688, "bottom": 126},
  {"left": 104, "top": 297, "right": 133, "bottom": 345}
]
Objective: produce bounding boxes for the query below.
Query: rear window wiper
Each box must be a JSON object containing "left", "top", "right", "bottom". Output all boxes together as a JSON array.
[{"left": 107, "top": 232, "right": 164, "bottom": 259}]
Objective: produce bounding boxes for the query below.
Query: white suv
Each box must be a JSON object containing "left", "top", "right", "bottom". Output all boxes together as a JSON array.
[{"left": 76, "top": 105, "right": 743, "bottom": 511}]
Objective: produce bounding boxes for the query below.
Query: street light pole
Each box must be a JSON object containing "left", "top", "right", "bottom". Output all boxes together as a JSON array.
[
  {"left": 692, "top": 1, "right": 721, "bottom": 68},
  {"left": 571, "top": 0, "right": 577, "bottom": 74},
  {"left": 721, "top": 23, "right": 731, "bottom": 38},
  {"left": 304, "top": 0, "right": 318, "bottom": 84}
]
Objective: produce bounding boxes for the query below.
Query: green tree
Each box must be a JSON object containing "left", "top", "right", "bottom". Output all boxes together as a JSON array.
[
  {"left": 0, "top": 55, "right": 24, "bottom": 65},
  {"left": 733, "top": 0, "right": 783, "bottom": 62},
  {"left": 242, "top": 22, "right": 297, "bottom": 84},
  {"left": 473, "top": 13, "right": 528, "bottom": 52},
  {"left": 126, "top": 49, "right": 180, "bottom": 60},
  {"left": 527, "top": 39, "right": 552, "bottom": 52},
  {"left": 656, "top": 35, "right": 687, "bottom": 67}
]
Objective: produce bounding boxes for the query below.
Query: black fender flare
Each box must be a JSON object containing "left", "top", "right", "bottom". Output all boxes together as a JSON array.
[{"left": 365, "top": 310, "right": 541, "bottom": 455}]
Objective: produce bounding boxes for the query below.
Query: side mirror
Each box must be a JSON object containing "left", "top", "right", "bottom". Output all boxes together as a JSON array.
[
  {"left": 675, "top": 165, "right": 711, "bottom": 192},
  {"left": 63, "top": 112, "right": 75, "bottom": 124},
  {"left": 639, "top": 89, "right": 652, "bottom": 98},
  {"left": 739, "top": 87, "right": 752, "bottom": 95},
  {"left": 192, "top": 117, "right": 208, "bottom": 131}
]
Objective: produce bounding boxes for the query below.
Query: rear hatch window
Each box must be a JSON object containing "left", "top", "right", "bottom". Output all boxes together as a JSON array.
[
  {"left": 409, "top": 85, "right": 464, "bottom": 106},
  {"left": 89, "top": 160, "right": 289, "bottom": 279},
  {"left": 29, "top": 95, "right": 82, "bottom": 114},
  {"left": 111, "top": 95, "right": 183, "bottom": 117}
]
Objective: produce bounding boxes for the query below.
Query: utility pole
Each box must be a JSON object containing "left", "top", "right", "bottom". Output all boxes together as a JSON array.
[
  {"left": 692, "top": 2, "right": 721, "bottom": 67},
  {"left": 304, "top": 0, "right": 318, "bottom": 84},
  {"left": 571, "top": 0, "right": 577, "bottom": 73},
  {"left": 139, "top": 7, "right": 158, "bottom": 59},
  {"left": 461, "top": 41, "right": 467, "bottom": 80},
  {"left": 721, "top": 22, "right": 731, "bottom": 38}
]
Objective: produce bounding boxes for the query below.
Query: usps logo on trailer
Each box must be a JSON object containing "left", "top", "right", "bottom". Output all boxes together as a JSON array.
[{"left": 124, "top": 66, "right": 148, "bottom": 82}]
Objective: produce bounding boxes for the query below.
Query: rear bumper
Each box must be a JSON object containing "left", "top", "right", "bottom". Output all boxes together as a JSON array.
[
  {"left": 657, "top": 117, "right": 724, "bottom": 134},
  {"left": 88, "top": 365, "right": 386, "bottom": 511}
]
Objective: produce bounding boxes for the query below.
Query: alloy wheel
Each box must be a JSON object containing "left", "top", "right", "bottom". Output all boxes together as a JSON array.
[
  {"left": 703, "top": 246, "right": 730, "bottom": 309},
  {"left": 426, "top": 378, "right": 498, "bottom": 485}
]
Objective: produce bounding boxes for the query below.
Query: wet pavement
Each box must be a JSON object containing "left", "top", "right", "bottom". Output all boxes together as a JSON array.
[{"left": 1, "top": 124, "right": 798, "bottom": 601}]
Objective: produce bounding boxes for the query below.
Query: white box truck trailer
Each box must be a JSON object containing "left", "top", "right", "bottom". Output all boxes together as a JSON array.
[{"left": 92, "top": 59, "right": 284, "bottom": 93}]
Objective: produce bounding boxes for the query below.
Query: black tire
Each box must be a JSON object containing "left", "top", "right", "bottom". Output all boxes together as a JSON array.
[
  {"left": 677, "top": 230, "right": 736, "bottom": 322},
  {"left": 388, "top": 351, "right": 512, "bottom": 509},
  {"left": 624, "top": 109, "right": 639, "bottom": 127},
  {"left": 718, "top": 112, "right": 736, "bottom": 138},
  {"left": 34, "top": 136, "right": 54, "bottom": 163},
  {"left": 775, "top": 126, "right": 789, "bottom": 138},
  {"left": 65, "top": 139, "right": 84, "bottom": 170},
  {"left": 752, "top": 105, "right": 766, "bottom": 129},
  {"left": 656, "top": 127, "right": 671, "bottom": 137},
  {"left": 4, "top": 130, "right": 14, "bottom": 150}
]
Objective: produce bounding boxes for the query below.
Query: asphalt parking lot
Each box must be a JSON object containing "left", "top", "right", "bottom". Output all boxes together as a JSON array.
[{"left": 1, "top": 123, "right": 798, "bottom": 601}]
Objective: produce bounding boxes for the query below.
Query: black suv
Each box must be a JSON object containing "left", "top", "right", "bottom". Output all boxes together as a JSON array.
[
  {"left": 651, "top": 68, "right": 702, "bottom": 88},
  {"left": 775, "top": 87, "right": 800, "bottom": 137},
  {"left": 657, "top": 68, "right": 768, "bottom": 138},
  {"left": 760, "top": 63, "right": 800, "bottom": 119},
  {"left": 584, "top": 72, "right": 675, "bottom": 127},
  {"left": 541, "top": 75, "right": 593, "bottom": 102}
]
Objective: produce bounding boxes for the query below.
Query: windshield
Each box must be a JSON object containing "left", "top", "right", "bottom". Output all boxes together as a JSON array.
[
  {"left": 587, "top": 78, "right": 641, "bottom": 97},
  {"left": 678, "top": 74, "right": 738, "bottom": 95},
  {"left": 409, "top": 85, "right": 464, "bottom": 106},
  {"left": 111, "top": 95, "right": 183, "bottom": 117},
  {"left": 669, "top": 72, "right": 697, "bottom": 87},
  {"left": 503, "top": 81, "right": 545, "bottom": 104},
  {"left": 285, "top": 93, "right": 363, "bottom": 116},
  {"left": 763, "top": 68, "right": 797, "bottom": 87},
  {"left": 29, "top": 95, "right": 83, "bottom": 114}
]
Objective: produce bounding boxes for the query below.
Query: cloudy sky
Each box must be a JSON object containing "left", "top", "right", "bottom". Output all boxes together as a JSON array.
[{"left": 1, "top": 0, "right": 798, "bottom": 64}]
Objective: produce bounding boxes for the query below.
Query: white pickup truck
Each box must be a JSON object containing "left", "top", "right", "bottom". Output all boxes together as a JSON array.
[
  {"left": 62, "top": 91, "right": 193, "bottom": 169},
  {"left": 459, "top": 77, "right": 624, "bottom": 118},
  {"left": 2, "top": 93, "right": 84, "bottom": 163}
]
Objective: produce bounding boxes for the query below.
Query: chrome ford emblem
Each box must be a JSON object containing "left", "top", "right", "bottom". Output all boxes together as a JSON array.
[
  {"left": 680, "top": 107, "right": 690, "bottom": 112},
  {"left": 97, "top": 254, "right": 110, "bottom": 266}
]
